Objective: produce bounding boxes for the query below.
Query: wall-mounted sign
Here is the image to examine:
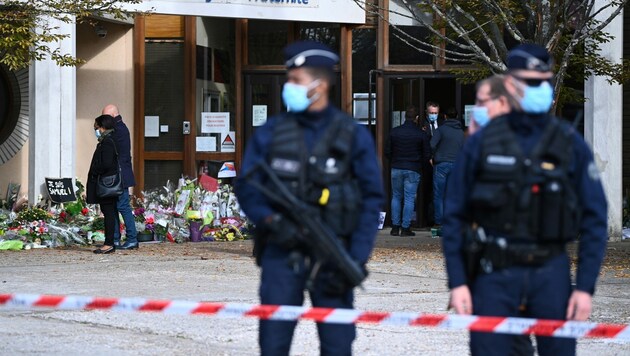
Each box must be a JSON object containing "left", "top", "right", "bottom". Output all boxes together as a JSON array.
[
  {"left": 127, "top": 0, "right": 365, "bottom": 24},
  {"left": 196, "top": 136, "right": 217, "bottom": 152},
  {"left": 145, "top": 116, "right": 160, "bottom": 137},
  {"left": 464, "top": 105, "right": 475, "bottom": 127},
  {"left": 252, "top": 105, "right": 267, "bottom": 127},
  {"left": 201, "top": 112, "right": 230, "bottom": 134},
  {"left": 221, "top": 131, "right": 236, "bottom": 152}
]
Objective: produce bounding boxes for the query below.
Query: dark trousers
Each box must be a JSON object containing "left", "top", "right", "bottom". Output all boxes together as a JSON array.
[
  {"left": 259, "top": 245, "right": 355, "bottom": 356},
  {"left": 470, "top": 253, "right": 575, "bottom": 356},
  {"left": 100, "top": 200, "right": 118, "bottom": 247}
]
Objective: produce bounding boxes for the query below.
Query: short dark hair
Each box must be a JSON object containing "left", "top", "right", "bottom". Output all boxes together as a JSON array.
[
  {"left": 445, "top": 107, "right": 458, "bottom": 119},
  {"left": 95, "top": 114, "right": 116, "bottom": 130},
  {"left": 405, "top": 105, "right": 417, "bottom": 120},
  {"left": 426, "top": 101, "right": 440, "bottom": 111},
  {"left": 304, "top": 66, "right": 335, "bottom": 86}
]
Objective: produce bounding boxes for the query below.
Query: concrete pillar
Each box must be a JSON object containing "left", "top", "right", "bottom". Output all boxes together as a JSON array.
[
  {"left": 29, "top": 17, "right": 76, "bottom": 204},
  {"left": 584, "top": 1, "right": 623, "bottom": 241}
]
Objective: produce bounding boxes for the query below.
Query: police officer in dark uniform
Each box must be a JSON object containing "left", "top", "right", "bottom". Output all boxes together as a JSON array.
[
  {"left": 234, "top": 41, "right": 384, "bottom": 356},
  {"left": 442, "top": 44, "right": 608, "bottom": 356}
]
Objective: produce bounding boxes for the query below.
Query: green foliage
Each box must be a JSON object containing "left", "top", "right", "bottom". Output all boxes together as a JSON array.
[
  {"left": 0, "top": 0, "right": 143, "bottom": 71},
  {"left": 91, "top": 216, "right": 105, "bottom": 231}
]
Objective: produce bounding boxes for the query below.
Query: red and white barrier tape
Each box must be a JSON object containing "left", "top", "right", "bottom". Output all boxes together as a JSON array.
[{"left": 1, "top": 293, "right": 628, "bottom": 341}]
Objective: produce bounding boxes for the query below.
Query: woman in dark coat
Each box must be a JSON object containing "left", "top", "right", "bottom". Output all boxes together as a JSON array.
[{"left": 87, "top": 115, "right": 119, "bottom": 254}]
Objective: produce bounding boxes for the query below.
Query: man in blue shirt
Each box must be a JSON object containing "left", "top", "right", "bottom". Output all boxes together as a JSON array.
[
  {"left": 235, "top": 41, "right": 384, "bottom": 356},
  {"left": 442, "top": 44, "right": 607, "bottom": 356}
]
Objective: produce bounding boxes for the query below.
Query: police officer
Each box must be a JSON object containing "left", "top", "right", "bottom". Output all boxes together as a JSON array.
[
  {"left": 442, "top": 44, "right": 608, "bottom": 356},
  {"left": 234, "top": 41, "right": 384, "bottom": 356}
]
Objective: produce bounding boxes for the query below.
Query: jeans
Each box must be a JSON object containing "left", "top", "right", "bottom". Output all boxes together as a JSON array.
[
  {"left": 433, "top": 162, "right": 454, "bottom": 225},
  {"left": 390, "top": 168, "right": 421, "bottom": 229},
  {"left": 114, "top": 188, "right": 138, "bottom": 244},
  {"left": 470, "top": 254, "right": 575, "bottom": 356}
]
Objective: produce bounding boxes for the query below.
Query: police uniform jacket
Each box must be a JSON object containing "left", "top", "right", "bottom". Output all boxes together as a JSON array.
[
  {"left": 442, "top": 111, "right": 607, "bottom": 295},
  {"left": 235, "top": 105, "right": 385, "bottom": 264}
]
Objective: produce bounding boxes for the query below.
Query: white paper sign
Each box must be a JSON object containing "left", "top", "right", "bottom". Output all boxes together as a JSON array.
[
  {"left": 145, "top": 116, "right": 160, "bottom": 137},
  {"left": 201, "top": 112, "right": 230, "bottom": 134},
  {"left": 196, "top": 137, "right": 217, "bottom": 152},
  {"left": 252, "top": 105, "right": 268, "bottom": 127},
  {"left": 221, "top": 131, "right": 236, "bottom": 152},
  {"left": 174, "top": 190, "right": 191, "bottom": 216},
  {"left": 464, "top": 105, "right": 475, "bottom": 127},
  {"left": 160, "top": 125, "right": 169, "bottom": 133}
]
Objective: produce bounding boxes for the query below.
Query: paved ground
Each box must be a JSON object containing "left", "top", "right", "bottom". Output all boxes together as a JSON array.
[{"left": 0, "top": 230, "right": 629, "bottom": 355}]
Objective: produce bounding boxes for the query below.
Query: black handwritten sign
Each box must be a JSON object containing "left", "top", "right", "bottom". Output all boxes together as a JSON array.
[{"left": 45, "top": 178, "right": 76, "bottom": 203}]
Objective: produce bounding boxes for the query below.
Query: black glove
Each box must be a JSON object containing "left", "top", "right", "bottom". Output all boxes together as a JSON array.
[
  {"left": 264, "top": 213, "right": 301, "bottom": 250},
  {"left": 321, "top": 264, "right": 368, "bottom": 296}
]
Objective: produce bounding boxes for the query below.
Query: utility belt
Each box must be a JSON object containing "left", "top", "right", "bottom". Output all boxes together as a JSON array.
[{"left": 464, "top": 227, "right": 566, "bottom": 279}]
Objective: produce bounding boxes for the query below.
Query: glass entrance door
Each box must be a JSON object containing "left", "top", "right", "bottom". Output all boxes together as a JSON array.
[
  {"left": 384, "top": 75, "right": 473, "bottom": 227},
  {"left": 242, "top": 73, "right": 285, "bottom": 146}
]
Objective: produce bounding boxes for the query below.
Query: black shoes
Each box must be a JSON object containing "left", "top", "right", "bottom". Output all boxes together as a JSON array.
[
  {"left": 400, "top": 228, "right": 416, "bottom": 236},
  {"left": 93, "top": 246, "right": 115, "bottom": 254},
  {"left": 390, "top": 226, "right": 400, "bottom": 236},
  {"left": 118, "top": 242, "right": 139, "bottom": 250}
]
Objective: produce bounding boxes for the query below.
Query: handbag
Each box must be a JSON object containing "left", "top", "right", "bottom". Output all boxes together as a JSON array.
[{"left": 96, "top": 138, "right": 124, "bottom": 199}]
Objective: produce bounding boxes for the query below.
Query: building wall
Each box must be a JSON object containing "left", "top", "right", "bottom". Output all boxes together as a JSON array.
[
  {"left": 76, "top": 21, "right": 134, "bottom": 191},
  {"left": 0, "top": 142, "right": 29, "bottom": 202}
]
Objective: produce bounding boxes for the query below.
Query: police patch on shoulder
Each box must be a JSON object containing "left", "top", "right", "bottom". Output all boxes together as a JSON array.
[{"left": 587, "top": 162, "right": 601, "bottom": 181}]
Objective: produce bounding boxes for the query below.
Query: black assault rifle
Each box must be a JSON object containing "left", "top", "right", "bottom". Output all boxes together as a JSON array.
[{"left": 244, "top": 160, "right": 367, "bottom": 290}]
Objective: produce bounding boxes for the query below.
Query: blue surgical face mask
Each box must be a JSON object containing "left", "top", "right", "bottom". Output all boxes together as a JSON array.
[
  {"left": 282, "top": 80, "right": 320, "bottom": 112},
  {"left": 94, "top": 129, "right": 101, "bottom": 139},
  {"left": 472, "top": 106, "right": 490, "bottom": 127},
  {"left": 520, "top": 81, "right": 553, "bottom": 114},
  {"left": 428, "top": 113, "right": 438, "bottom": 122}
]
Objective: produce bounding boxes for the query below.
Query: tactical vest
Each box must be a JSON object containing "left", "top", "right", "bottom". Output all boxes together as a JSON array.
[
  {"left": 469, "top": 116, "right": 580, "bottom": 242},
  {"left": 267, "top": 112, "right": 361, "bottom": 237}
]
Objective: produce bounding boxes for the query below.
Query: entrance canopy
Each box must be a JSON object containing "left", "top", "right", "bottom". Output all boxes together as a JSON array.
[{"left": 130, "top": 0, "right": 366, "bottom": 24}]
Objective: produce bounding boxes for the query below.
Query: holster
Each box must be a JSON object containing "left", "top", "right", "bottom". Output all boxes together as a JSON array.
[{"left": 462, "top": 227, "right": 488, "bottom": 284}]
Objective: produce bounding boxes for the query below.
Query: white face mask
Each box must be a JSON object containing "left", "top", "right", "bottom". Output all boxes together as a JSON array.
[{"left": 94, "top": 129, "right": 101, "bottom": 139}]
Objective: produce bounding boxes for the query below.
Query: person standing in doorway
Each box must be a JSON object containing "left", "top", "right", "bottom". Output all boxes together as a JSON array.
[
  {"left": 423, "top": 101, "right": 443, "bottom": 137},
  {"left": 385, "top": 105, "right": 431, "bottom": 236},
  {"left": 430, "top": 107, "right": 464, "bottom": 230},
  {"left": 102, "top": 104, "right": 138, "bottom": 250}
]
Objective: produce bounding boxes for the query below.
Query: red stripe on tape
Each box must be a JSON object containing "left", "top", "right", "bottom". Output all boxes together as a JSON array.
[
  {"left": 139, "top": 300, "right": 171, "bottom": 312},
  {"left": 586, "top": 324, "right": 627, "bottom": 339},
  {"left": 411, "top": 314, "right": 447, "bottom": 327},
  {"left": 356, "top": 312, "right": 391, "bottom": 324},
  {"left": 86, "top": 298, "right": 118, "bottom": 309},
  {"left": 301, "top": 307, "right": 335, "bottom": 322},
  {"left": 246, "top": 305, "right": 279, "bottom": 320},
  {"left": 469, "top": 316, "right": 505, "bottom": 332},
  {"left": 526, "top": 320, "right": 565, "bottom": 337},
  {"left": 191, "top": 302, "right": 224, "bottom": 315},
  {"left": 0, "top": 294, "right": 12, "bottom": 304},
  {"left": 34, "top": 295, "right": 65, "bottom": 307}
]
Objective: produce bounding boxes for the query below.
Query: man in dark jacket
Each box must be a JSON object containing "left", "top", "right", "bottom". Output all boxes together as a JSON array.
[
  {"left": 430, "top": 108, "right": 464, "bottom": 228},
  {"left": 102, "top": 104, "right": 138, "bottom": 249},
  {"left": 385, "top": 105, "right": 431, "bottom": 236}
]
